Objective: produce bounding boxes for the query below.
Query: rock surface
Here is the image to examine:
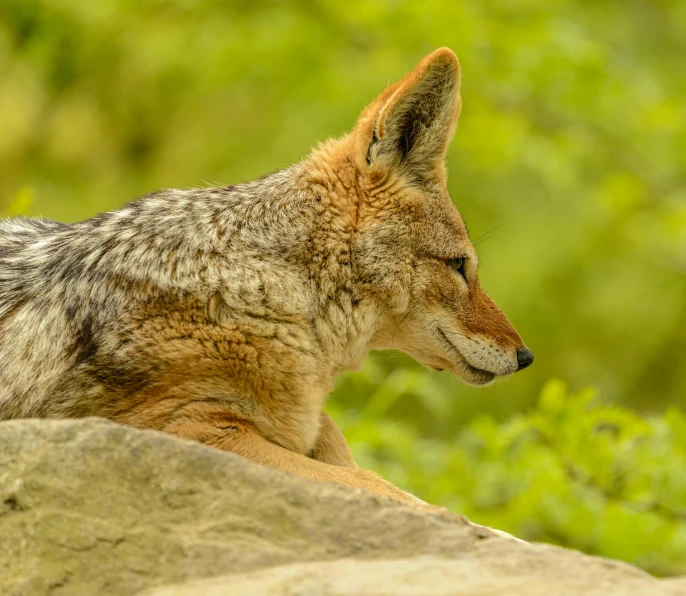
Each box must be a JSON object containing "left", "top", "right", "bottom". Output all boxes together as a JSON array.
[
  {"left": 0, "top": 418, "right": 684, "bottom": 596},
  {"left": 145, "top": 557, "right": 686, "bottom": 596}
]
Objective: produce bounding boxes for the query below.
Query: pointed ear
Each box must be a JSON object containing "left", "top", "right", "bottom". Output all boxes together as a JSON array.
[{"left": 353, "top": 48, "right": 461, "bottom": 184}]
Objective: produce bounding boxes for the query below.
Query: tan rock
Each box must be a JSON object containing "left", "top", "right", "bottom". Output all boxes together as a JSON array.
[
  {"left": 145, "top": 556, "right": 686, "bottom": 596},
  {"left": 0, "top": 418, "right": 683, "bottom": 596}
]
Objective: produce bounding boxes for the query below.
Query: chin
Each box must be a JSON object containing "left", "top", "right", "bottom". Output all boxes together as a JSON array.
[
  {"left": 459, "top": 360, "right": 498, "bottom": 386},
  {"left": 460, "top": 370, "right": 497, "bottom": 387},
  {"left": 422, "top": 359, "right": 497, "bottom": 386}
]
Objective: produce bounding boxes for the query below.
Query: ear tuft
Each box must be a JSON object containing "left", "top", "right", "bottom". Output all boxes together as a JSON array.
[{"left": 355, "top": 48, "right": 462, "bottom": 184}]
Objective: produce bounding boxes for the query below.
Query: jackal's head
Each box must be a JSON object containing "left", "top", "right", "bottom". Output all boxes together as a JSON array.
[{"left": 343, "top": 48, "right": 533, "bottom": 385}]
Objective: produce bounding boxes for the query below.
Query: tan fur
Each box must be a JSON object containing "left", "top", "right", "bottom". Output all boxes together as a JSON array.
[{"left": 0, "top": 48, "right": 531, "bottom": 512}]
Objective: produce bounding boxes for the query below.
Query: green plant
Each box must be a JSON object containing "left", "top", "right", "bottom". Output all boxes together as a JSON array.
[{"left": 329, "top": 369, "right": 686, "bottom": 576}]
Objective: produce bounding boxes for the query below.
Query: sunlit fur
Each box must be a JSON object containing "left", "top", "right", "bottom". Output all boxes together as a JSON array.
[{"left": 0, "top": 48, "right": 528, "bottom": 509}]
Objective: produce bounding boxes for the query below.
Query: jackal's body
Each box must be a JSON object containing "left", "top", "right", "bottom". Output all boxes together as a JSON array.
[
  {"left": 0, "top": 165, "right": 363, "bottom": 454},
  {"left": 0, "top": 49, "right": 531, "bottom": 508}
]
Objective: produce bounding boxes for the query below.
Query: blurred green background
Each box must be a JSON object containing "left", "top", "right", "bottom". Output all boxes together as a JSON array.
[{"left": 1, "top": 0, "right": 685, "bottom": 575}]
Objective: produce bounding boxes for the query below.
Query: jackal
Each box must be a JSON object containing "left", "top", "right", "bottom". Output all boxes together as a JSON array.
[{"left": 0, "top": 48, "right": 532, "bottom": 508}]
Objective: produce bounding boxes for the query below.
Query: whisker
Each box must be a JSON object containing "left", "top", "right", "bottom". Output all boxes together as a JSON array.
[
  {"left": 472, "top": 220, "right": 517, "bottom": 249},
  {"left": 389, "top": 304, "right": 416, "bottom": 349}
]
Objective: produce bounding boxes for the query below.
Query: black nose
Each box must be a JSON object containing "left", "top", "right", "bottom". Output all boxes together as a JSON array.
[{"left": 516, "top": 348, "right": 534, "bottom": 371}]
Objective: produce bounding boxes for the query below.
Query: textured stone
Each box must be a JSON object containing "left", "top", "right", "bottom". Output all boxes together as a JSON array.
[
  {"left": 145, "top": 557, "right": 686, "bottom": 596},
  {"left": 0, "top": 418, "right": 683, "bottom": 596}
]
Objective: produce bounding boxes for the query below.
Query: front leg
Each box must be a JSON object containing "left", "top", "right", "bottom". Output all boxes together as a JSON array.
[
  {"left": 161, "top": 401, "right": 431, "bottom": 510},
  {"left": 309, "top": 412, "right": 357, "bottom": 467}
]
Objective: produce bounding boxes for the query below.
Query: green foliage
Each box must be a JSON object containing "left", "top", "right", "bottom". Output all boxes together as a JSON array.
[
  {"left": 329, "top": 370, "right": 686, "bottom": 576},
  {"left": 6, "top": 185, "right": 34, "bottom": 216}
]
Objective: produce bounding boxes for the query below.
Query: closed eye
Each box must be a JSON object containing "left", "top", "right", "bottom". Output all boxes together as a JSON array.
[{"left": 446, "top": 257, "right": 466, "bottom": 277}]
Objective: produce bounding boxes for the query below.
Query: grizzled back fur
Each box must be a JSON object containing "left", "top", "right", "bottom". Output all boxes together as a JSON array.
[{"left": 0, "top": 48, "right": 531, "bottom": 457}]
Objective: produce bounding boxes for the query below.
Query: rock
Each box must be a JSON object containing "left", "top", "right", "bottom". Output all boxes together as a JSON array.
[
  {"left": 144, "top": 557, "right": 686, "bottom": 596},
  {"left": 0, "top": 418, "right": 683, "bottom": 596}
]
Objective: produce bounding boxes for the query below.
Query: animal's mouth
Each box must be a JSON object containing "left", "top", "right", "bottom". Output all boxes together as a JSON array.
[{"left": 435, "top": 328, "right": 496, "bottom": 385}]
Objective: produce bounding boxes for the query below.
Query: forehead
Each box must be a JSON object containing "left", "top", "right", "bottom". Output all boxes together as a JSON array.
[{"left": 409, "top": 190, "right": 474, "bottom": 258}]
